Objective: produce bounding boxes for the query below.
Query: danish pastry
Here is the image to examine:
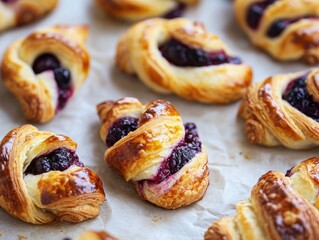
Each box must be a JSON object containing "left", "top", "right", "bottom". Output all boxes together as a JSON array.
[
  {"left": 94, "top": 0, "right": 199, "bottom": 21},
  {"left": 0, "top": 0, "right": 57, "bottom": 32},
  {"left": 0, "top": 125, "right": 105, "bottom": 224},
  {"left": 235, "top": 0, "right": 319, "bottom": 64},
  {"left": 205, "top": 157, "right": 319, "bottom": 240},
  {"left": 116, "top": 18, "right": 253, "bottom": 104},
  {"left": 97, "top": 97, "right": 209, "bottom": 209},
  {"left": 239, "top": 69, "right": 319, "bottom": 149},
  {"left": 73, "top": 231, "right": 118, "bottom": 240},
  {"left": 1, "top": 24, "right": 90, "bottom": 123}
]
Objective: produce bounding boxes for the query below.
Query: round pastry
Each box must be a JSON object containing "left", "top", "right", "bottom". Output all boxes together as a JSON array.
[
  {"left": 235, "top": 0, "right": 319, "bottom": 64},
  {"left": 0, "top": 0, "right": 57, "bottom": 32},
  {"left": 1, "top": 24, "right": 90, "bottom": 123},
  {"left": 96, "top": 97, "right": 209, "bottom": 209},
  {"left": 72, "top": 231, "right": 118, "bottom": 240},
  {"left": 116, "top": 18, "right": 252, "bottom": 104},
  {"left": 205, "top": 157, "right": 319, "bottom": 240},
  {"left": 94, "top": 0, "right": 199, "bottom": 21},
  {"left": 239, "top": 69, "right": 319, "bottom": 149},
  {"left": 0, "top": 125, "right": 105, "bottom": 224}
]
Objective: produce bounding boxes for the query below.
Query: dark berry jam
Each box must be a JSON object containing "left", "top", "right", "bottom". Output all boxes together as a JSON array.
[
  {"left": 283, "top": 75, "right": 319, "bottom": 122},
  {"left": 1, "top": 0, "right": 17, "bottom": 4},
  {"left": 267, "top": 16, "right": 319, "bottom": 38},
  {"left": 159, "top": 38, "right": 242, "bottom": 67},
  {"left": 163, "top": 3, "right": 186, "bottom": 19},
  {"left": 24, "top": 148, "right": 83, "bottom": 175},
  {"left": 246, "top": 0, "right": 277, "bottom": 30},
  {"left": 106, "top": 117, "right": 139, "bottom": 148},
  {"left": 285, "top": 167, "right": 294, "bottom": 177},
  {"left": 145, "top": 122, "right": 202, "bottom": 184},
  {"left": 32, "top": 53, "right": 74, "bottom": 112}
]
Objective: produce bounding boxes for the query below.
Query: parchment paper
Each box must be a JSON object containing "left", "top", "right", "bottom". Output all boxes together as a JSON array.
[{"left": 0, "top": 1, "right": 317, "bottom": 239}]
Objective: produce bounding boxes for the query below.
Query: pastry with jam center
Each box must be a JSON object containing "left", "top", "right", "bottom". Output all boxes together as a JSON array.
[
  {"left": 96, "top": 97, "right": 209, "bottom": 209},
  {"left": 1, "top": 24, "right": 90, "bottom": 123},
  {"left": 0, "top": 125, "right": 105, "bottom": 224},
  {"left": 116, "top": 18, "right": 252, "bottom": 104}
]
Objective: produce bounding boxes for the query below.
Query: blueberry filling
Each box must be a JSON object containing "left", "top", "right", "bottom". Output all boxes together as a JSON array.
[
  {"left": 285, "top": 167, "right": 294, "bottom": 177},
  {"left": 159, "top": 38, "right": 242, "bottom": 67},
  {"left": 32, "top": 53, "right": 73, "bottom": 112},
  {"left": 163, "top": 3, "right": 186, "bottom": 19},
  {"left": 1, "top": 0, "right": 17, "bottom": 4},
  {"left": 267, "top": 16, "right": 318, "bottom": 38},
  {"left": 283, "top": 75, "right": 319, "bottom": 122},
  {"left": 106, "top": 117, "right": 139, "bottom": 148},
  {"left": 246, "top": 0, "right": 277, "bottom": 30},
  {"left": 143, "top": 122, "right": 202, "bottom": 184},
  {"left": 24, "top": 148, "right": 83, "bottom": 175}
]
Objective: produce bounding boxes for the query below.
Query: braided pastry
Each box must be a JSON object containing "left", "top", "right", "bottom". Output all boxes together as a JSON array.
[
  {"left": 239, "top": 69, "right": 319, "bottom": 149},
  {"left": 0, "top": 125, "right": 105, "bottom": 224},
  {"left": 97, "top": 97, "right": 209, "bottom": 209},
  {"left": 94, "top": 0, "right": 199, "bottom": 21},
  {"left": 0, "top": 0, "right": 57, "bottom": 32},
  {"left": 235, "top": 0, "right": 319, "bottom": 64},
  {"left": 205, "top": 157, "right": 319, "bottom": 240},
  {"left": 116, "top": 18, "right": 253, "bottom": 104},
  {"left": 1, "top": 24, "right": 90, "bottom": 123}
]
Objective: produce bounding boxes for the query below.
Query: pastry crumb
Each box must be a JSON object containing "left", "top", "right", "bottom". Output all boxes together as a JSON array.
[
  {"left": 239, "top": 152, "right": 252, "bottom": 159},
  {"left": 153, "top": 215, "right": 161, "bottom": 223},
  {"left": 18, "top": 235, "right": 27, "bottom": 240},
  {"left": 0, "top": 231, "right": 3, "bottom": 237}
]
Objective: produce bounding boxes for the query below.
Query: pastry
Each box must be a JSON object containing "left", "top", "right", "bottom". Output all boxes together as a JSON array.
[
  {"left": 205, "top": 157, "right": 319, "bottom": 240},
  {"left": 235, "top": 0, "right": 319, "bottom": 64},
  {"left": 72, "top": 231, "right": 118, "bottom": 240},
  {"left": 239, "top": 69, "right": 319, "bottom": 149},
  {"left": 116, "top": 18, "right": 252, "bottom": 104},
  {"left": 94, "top": 0, "right": 199, "bottom": 21},
  {"left": 0, "top": 125, "right": 105, "bottom": 224},
  {"left": 97, "top": 97, "right": 209, "bottom": 209},
  {"left": 0, "top": 0, "right": 57, "bottom": 32},
  {"left": 1, "top": 24, "right": 90, "bottom": 123}
]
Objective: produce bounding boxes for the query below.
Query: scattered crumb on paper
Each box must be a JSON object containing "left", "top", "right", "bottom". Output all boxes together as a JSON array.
[
  {"left": 153, "top": 215, "right": 161, "bottom": 223},
  {"left": 239, "top": 152, "right": 252, "bottom": 160},
  {"left": 18, "top": 235, "right": 27, "bottom": 240}
]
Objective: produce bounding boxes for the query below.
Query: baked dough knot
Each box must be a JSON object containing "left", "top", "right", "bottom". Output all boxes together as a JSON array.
[
  {"left": 205, "top": 157, "right": 319, "bottom": 240},
  {"left": 239, "top": 69, "right": 319, "bottom": 149},
  {"left": 0, "top": 125, "right": 105, "bottom": 224},
  {"left": 1, "top": 25, "right": 90, "bottom": 123},
  {"left": 116, "top": 18, "right": 253, "bottom": 104},
  {"left": 97, "top": 97, "right": 209, "bottom": 209},
  {"left": 94, "top": 0, "right": 199, "bottom": 21},
  {"left": 0, "top": 0, "right": 57, "bottom": 32},
  {"left": 235, "top": 0, "right": 319, "bottom": 64}
]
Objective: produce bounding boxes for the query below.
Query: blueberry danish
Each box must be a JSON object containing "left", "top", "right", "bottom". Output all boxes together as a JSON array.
[
  {"left": 0, "top": 125, "right": 105, "bottom": 224},
  {"left": 1, "top": 25, "right": 90, "bottom": 123},
  {"left": 116, "top": 18, "right": 252, "bottom": 104},
  {"left": 97, "top": 97, "right": 209, "bottom": 209}
]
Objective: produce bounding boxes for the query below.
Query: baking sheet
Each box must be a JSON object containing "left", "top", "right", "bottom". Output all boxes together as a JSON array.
[{"left": 0, "top": 0, "right": 317, "bottom": 239}]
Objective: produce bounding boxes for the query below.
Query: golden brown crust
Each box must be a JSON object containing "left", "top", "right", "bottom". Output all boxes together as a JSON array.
[
  {"left": 239, "top": 69, "right": 319, "bottom": 149},
  {"left": 1, "top": 25, "right": 90, "bottom": 123},
  {"left": 116, "top": 18, "right": 253, "bottom": 104},
  {"left": 97, "top": 97, "right": 209, "bottom": 209},
  {"left": 205, "top": 157, "right": 319, "bottom": 240},
  {"left": 0, "top": 125, "right": 105, "bottom": 224},
  {"left": 75, "top": 231, "right": 118, "bottom": 240},
  {"left": 235, "top": 0, "right": 319, "bottom": 64},
  {"left": 95, "top": 0, "right": 199, "bottom": 21},
  {"left": 0, "top": 0, "right": 58, "bottom": 32}
]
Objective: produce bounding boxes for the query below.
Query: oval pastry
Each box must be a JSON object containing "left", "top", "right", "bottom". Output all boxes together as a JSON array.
[
  {"left": 239, "top": 69, "right": 319, "bottom": 149},
  {"left": 1, "top": 24, "right": 90, "bottom": 123},
  {"left": 0, "top": 0, "right": 57, "bottom": 32},
  {"left": 205, "top": 157, "right": 319, "bottom": 240},
  {"left": 116, "top": 18, "right": 253, "bottom": 104},
  {"left": 97, "top": 97, "right": 209, "bottom": 209},
  {"left": 72, "top": 231, "right": 118, "bottom": 240},
  {"left": 0, "top": 125, "right": 105, "bottom": 224},
  {"left": 94, "top": 0, "right": 199, "bottom": 21},
  {"left": 235, "top": 0, "right": 319, "bottom": 64}
]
